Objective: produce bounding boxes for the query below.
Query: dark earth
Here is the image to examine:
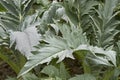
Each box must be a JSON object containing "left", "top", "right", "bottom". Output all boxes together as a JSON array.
[{"left": 0, "top": 60, "right": 16, "bottom": 80}]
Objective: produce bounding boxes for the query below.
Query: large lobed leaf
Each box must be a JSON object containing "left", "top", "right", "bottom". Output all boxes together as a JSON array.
[
  {"left": 18, "top": 21, "right": 117, "bottom": 77},
  {"left": 90, "top": 0, "right": 120, "bottom": 48},
  {"left": 0, "top": 0, "right": 34, "bottom": 31}
]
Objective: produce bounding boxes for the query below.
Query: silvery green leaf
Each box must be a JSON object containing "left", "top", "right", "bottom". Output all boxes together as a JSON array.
[
  {"left": 75, "top": 45, "right": 116, "bottom": 66},
  {"left": 75, "top": 44, "right": 89, "bottom": 51},
  {"left": 0, "top": 0, "right": 19, "bottom": 17},
  {"left": 10, "top": 31, "right": 33, "bottom": 58},
  {"left": 49, "top": 24, "right": 59, "bottom": 35},
  {"left": 0, "top": 26, "right": 6, "bottom": 37},
  {"left": 24, "top": 27, "right": 40, "bottom": 51},
  {"left": 21, "top": 12, "right": 40, "bottom": 30},
  {"left": 56, "top": 7, "right": 65, "bottom": 17},
  {"left": 104, "top": 0, "right": 118, "bottom": 20},
  {"left": 104, "top": 51, "right": 116, "bottom": 66},
  {"left": 41, "top": 65, "right": 59, "bottom": 77},
  {"left": 87, "top": 56, "right": 112, "bottom": 66},
  {"left": 10, "top": 27, "right": 40, "bottom": 59},
  {"left": 41, "top": 2, "right": 58, "bottom": 23},
  {"left": 90, "top": 0, "right": 120, "bottom": 49}
]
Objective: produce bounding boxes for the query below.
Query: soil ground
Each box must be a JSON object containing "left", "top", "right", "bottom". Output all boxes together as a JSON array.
[{"left": 0, "top": 60, "right": 16, "bottom": 80}]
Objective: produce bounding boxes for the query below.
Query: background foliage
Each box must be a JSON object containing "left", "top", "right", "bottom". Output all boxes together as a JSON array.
[{"left": 0, "top": 0, "right": 120, "bottom": 80}]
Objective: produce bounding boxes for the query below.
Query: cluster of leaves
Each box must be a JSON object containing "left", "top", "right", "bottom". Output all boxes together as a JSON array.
[{"left": 0, "top": 0, "right": 120, "bottom": 80}]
